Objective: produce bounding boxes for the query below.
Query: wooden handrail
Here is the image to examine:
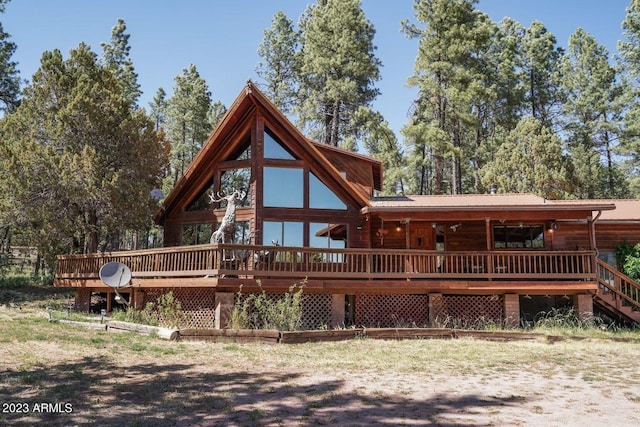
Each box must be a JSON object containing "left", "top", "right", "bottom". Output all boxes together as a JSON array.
[
  {"left": 55, "top": 244, "right": 597, "bottom": 282},
  {"left": 596, "top": 259, "right": 640, "bottom": 312}
]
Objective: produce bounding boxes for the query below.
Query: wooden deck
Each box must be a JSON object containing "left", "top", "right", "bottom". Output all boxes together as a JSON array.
[{"left": 55, "top": 244, "right": 598, "bottom": 294}]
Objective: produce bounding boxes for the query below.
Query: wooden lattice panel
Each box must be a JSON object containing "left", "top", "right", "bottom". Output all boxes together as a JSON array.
[
  {"left": 355, "top": 294, "right": 429, "bottom": 328},
  {"left": 301, "top": 294, "right": 332, "bottom": 329},
  {"left": 143, "top": 288, "right": 216, "bottom": 329},
  {"left": 235, "top": 292, "right": 332, "bottom": 330},
  {"left": 438, "top": 295, "right": 504, "bottom": 327}
]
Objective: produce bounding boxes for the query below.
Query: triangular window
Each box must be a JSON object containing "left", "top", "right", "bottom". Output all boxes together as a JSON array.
[
  {"left": 309, "top": 173, "right": 347, "bottom": 210},
  {"left": 225, "top": 135, "right": 251, "bottom": 161},
  {"left": 264, "top": 129, "right": 296, "bottom": 160}
]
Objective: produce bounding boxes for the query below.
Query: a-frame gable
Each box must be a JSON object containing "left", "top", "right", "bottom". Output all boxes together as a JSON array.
[
  {"left": 157, "top": 81, "right": 372, "bottom": 226},
  {"left": 246, "top": 82, "right": 372, "bottom": 210}
]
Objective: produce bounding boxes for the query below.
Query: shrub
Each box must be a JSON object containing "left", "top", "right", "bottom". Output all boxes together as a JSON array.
[
  {"left": 109, "top": 291, "right": 184, "bottom": 328},
  {"left": 616, "top": 242, "right": 640, "bottom": 281},
  {"left": 229, "top": 280, "right": 305, "bottom": 331},
  {"left": 155, "top": 292, "right": 184, "bottom": 328}
]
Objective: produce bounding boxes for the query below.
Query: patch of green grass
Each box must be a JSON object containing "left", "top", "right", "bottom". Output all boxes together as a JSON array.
[{"left": 130, "top": 342, "right": 147, "bottom": 352}]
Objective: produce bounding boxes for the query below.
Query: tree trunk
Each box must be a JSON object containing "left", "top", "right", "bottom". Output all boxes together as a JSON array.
[{"left": 85, "top": 208, "right": 99, "bottom": 254}]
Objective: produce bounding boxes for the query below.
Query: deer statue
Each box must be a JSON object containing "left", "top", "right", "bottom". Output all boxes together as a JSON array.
[{"left": 209, "top": 189, "right": 246, "bottom": 244}]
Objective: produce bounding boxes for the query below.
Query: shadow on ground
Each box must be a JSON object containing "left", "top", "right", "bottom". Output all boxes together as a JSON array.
[{"left": 0, "top": 355, "right": 527, "bottom": 426}]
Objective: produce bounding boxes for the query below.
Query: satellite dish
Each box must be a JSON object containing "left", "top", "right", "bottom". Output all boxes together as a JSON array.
[{"left": 99, "top": 262, "right": 132, "bottom": 289}]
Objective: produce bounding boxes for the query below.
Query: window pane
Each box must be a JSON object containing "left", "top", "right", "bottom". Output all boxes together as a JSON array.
[
  {"left": 309, "top": 223, "right": 347, "bottom": 249},
  {"left": 182, "top": 224, "right": 212, "bottom": 245},
  {"left": 494, "top": 225, "right": 544, "bottom": 249},
  {"left": 310, "top": 223, "right": 346, "bottom": 262},
  {"left": 263, "top": 167, "right": 303, "bottom": 207},
  {"left": 263, "top": 221, "right": 303, "bottom": 247},
  {"left": 264, "top": 130, "right": 295, "bottom": 160},
  {"left": 220, "top": 168, "right": 251, "bottom": 207},
  {"left": 309, "top": 173, "right": 347, "bottom": 210}
]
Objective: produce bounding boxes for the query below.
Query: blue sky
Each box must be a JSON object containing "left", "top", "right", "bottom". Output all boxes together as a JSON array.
[{"left": 3, "top": 0, "right": 631, "bottom": 145}]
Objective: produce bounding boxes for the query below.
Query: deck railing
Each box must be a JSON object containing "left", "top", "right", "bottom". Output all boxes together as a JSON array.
[
  {"left": 596, "top": 259, "right": 640, "bottom": 314},
  {"left": 55, "top": 244, "right": 596, "bottom": 282}
]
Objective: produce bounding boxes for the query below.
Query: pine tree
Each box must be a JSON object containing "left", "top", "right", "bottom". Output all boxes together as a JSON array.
[
  {"left": 296, "top": 0, "right": 381, "bottom": 147},
  {"left": 351, "top": 107, "right": 406, "bottom": 195},
  {"left": 617, "top": 0, "right": 640, "bottom": 197},
  {"left": 256, "top": 11, "right": 300, "bottom": 114},
  {"left": 0, "top": 44, "right": 167, "bottom": 260},
  {"left": 101, "top": 18, "right": 141, "bottom": 107},
  {"left": 560, "top": 28, "right": 626, "bottom": 198},
  {"left": 480, "top": 117, "right": 573, "bottom": 199},
  {"left": 520, "top": 20, "right": 564, "bottom": 128},
  {"left": 163, "top": 64, "right": 212, "bottom": 190},
  {"left": 149, "top": 87, "right": 167, "bottom": 131},
  {"left": 208, "top": 100, "right": 227, "bottom": 130},
  {"left": 0, "top": 0, "right": 20, "bottom": 112},
  {"left": 402, "top": 0, "right": 496, "bottom": 194}
]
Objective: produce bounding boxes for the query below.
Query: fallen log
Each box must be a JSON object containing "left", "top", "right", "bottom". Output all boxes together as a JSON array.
[
  {"left": 57, "top": 319, "right": 107, "bottom": 331},
  {"left": 179, "top": 328, "right": 279, "bottom": 343},
  {"left": 107, "top": 320, "right": 179, "bottom": 341}
]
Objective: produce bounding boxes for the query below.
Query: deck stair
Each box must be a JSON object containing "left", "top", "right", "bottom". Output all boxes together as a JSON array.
[{"left": 595, "top": 259, "right": 640, "bottom": 324}]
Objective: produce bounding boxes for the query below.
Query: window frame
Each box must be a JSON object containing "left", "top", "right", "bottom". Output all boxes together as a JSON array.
[{"left": 493, "top": 224, "right": 545, "bottom": 249}]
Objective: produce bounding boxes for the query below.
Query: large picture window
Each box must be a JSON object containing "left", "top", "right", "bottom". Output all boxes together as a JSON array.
[
  {"left": 494, "top": 225, "right": 544, "bottom": 249},
  {"left": 263, "top": 167, "right": 303, "bottom": 207}
]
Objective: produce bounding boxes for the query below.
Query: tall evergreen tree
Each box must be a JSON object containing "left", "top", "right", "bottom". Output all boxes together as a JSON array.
[
  {"left": 163, "top": 64, "right": 212, "bottom": 190},
  {"left": 148, "top": 87, "right": 167, "bottom": 131},
  {"left": 256, "top": 11, "right": 300, "bottom": 114},
  {"left": 101, "top": 18, "right": 141, "bottom": 107},
  {"left": 618, "top": 0, "right": 640, "bottom": 197},
  {"left": 351, "top": 107, "right": 406, "bottom": 195},
  {"left": 296, "top": 0, "right": 381, "bottom": 147},
  {"left": 401, "top": 0, "right": 496, "bottom": 194},
  {"left": 208, "top": 100, "right": 227, "bottom": 130},
  {"left": 520, "top": 20, "right": 564, "bottom": 128},
  {"left": 0, "top": 0, "right": 20, "bottom": 112},
  {"left": 480, "top": 117, "right": 573, "bottom": 199},
  {"left": 0, "top": 44, "right": 167, "bottom": 260},
  {"left": 560, "top": 28, "right": 626, "bottom": 198}
]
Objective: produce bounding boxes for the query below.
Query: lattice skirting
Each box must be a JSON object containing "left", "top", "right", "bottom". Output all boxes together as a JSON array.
[
  {"left": 143, "top": 288, "right": 216, "bottom": 329},
  {"left": 433, "top": 294, "right": 505, "bottom": 327},
  {"left": 235, "top": 292, "right": 332, "bottom": 330},
  {"left": 355, "top": 294, "right": 429, "bottom": 328}
]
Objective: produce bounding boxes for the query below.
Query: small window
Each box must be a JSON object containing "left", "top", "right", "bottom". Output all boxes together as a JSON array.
[{"left": 494, "top": 225, "right": 544, "bottom": 249}]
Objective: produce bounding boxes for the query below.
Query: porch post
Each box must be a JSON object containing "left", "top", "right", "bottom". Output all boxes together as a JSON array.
[
  {"left": 503, "top": 294, "right": 520, "bottom": 327},
  {"left": 74, "top": 288, "right": 91, "bottom": 312},
  {"left": 574, "top": 294, "right": 594, "bottom": 321},
  {"left": 330, "top": 294, "right": 345, "bottom": 328},
  {"left": 428, "top": 293, "right": 443, "bottom": 327},
  {"left": 485, "top": 218, "right": 494, "bottom": 280},
  {"left": 214, "top": 292, "right": 235, "bottom": 329},
  {"left": 133, "top": 290, "right": 145, "bottom": 310}
]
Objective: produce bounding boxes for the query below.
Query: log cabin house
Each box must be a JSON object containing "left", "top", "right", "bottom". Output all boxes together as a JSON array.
[{"left": 54, "top": 81, "right": 640, "bottom": 329}]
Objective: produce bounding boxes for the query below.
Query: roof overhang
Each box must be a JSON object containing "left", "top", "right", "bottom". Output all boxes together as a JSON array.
[{"left": 361, "top": 201, "right": 617, "bottom": 222}]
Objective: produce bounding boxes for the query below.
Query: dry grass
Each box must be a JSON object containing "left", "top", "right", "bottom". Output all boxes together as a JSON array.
[{"left": 1, "top": 299, "right": 640, "bottom": 426}]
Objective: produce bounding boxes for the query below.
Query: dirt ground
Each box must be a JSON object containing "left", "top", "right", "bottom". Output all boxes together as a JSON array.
[{"left": 1, "top": 308, "right": 639, "bottom": 426}]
